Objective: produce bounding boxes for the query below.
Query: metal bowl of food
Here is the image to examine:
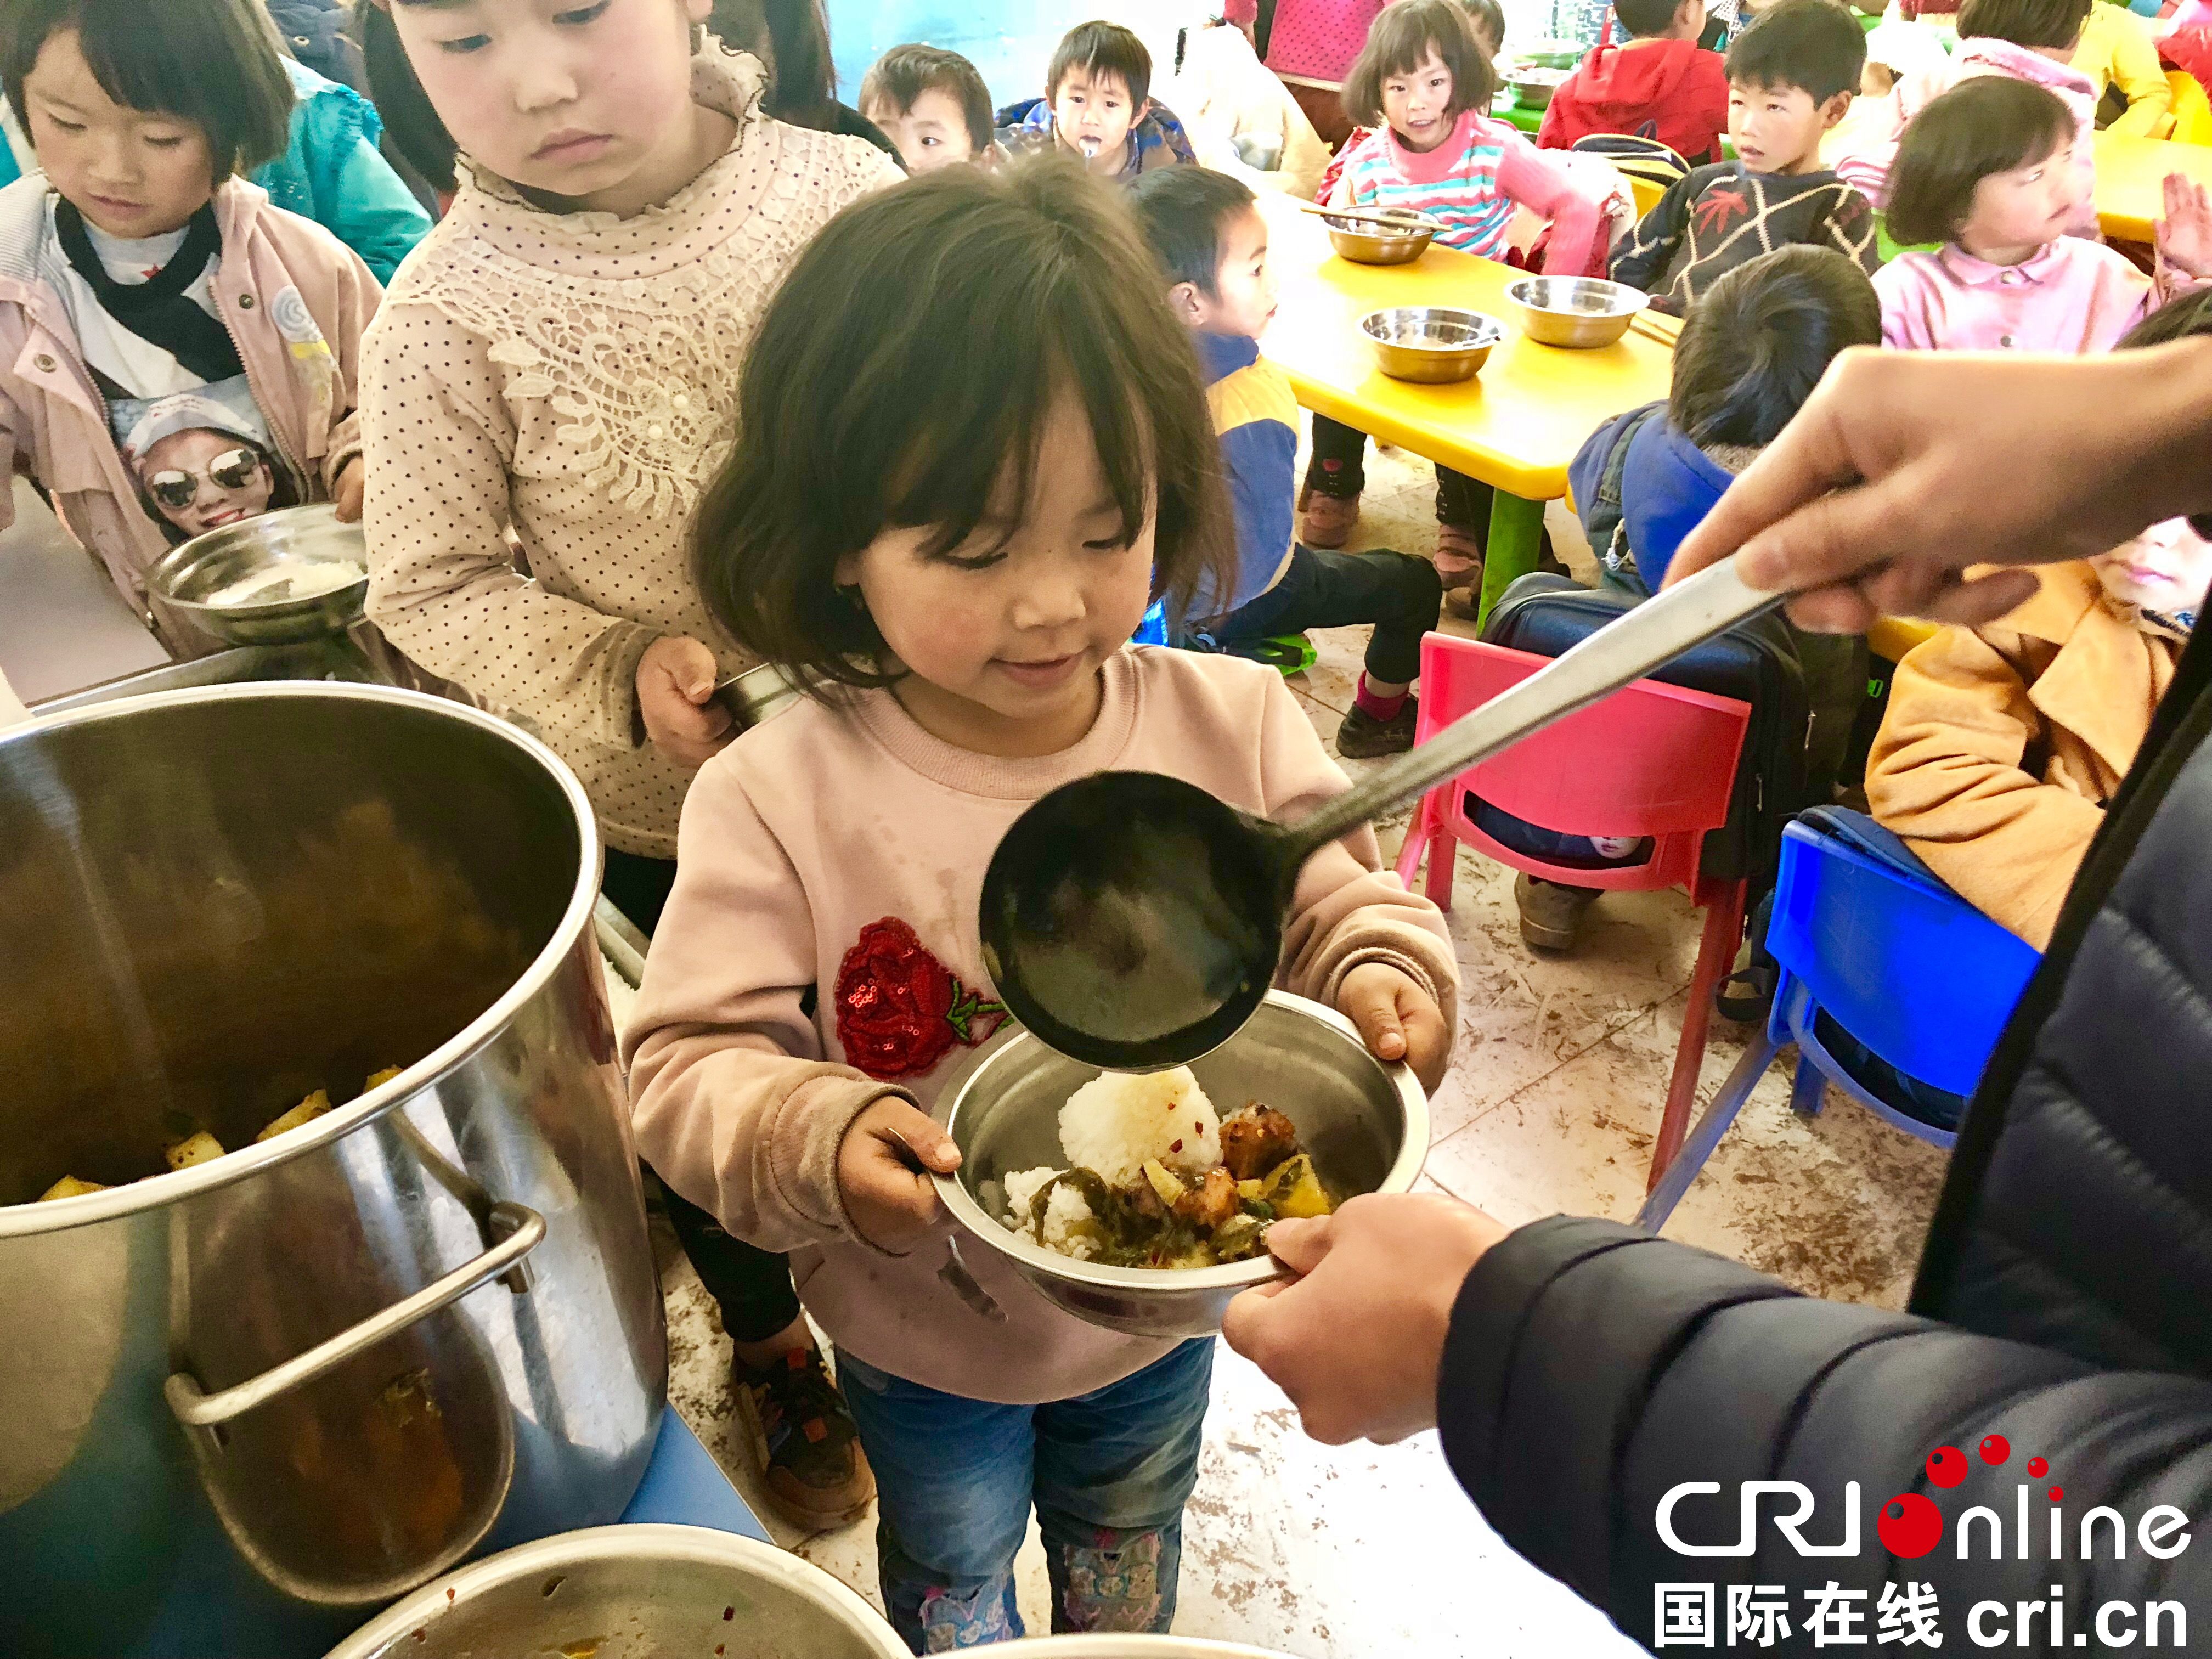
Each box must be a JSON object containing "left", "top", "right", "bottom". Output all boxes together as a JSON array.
[
  {"left": 1359, "top": 306, "right": 1505, "bottom": 383},
  {"left": 933, "top": 992, "right": 1426, "bottom": 1338},
  {"left": 148, "top": 504, "right": 369, "bottom": 646},
  {"left": 1323, "top": 207, "right": 1442, "bottom": 264},
  {"left": 322, "top": 1525, "right": 909, "bottom": 1659},
  {"left": 1503, "top": 274, "right": 1649, "bottom": 348},
  {"left": 1506, "top": 65, "right": 1573, "bottom": 108}
]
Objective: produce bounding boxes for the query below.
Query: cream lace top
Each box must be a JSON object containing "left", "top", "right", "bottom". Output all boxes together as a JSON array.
[{"left": 360, "top": 45, "right": 902, "bottom": 857}]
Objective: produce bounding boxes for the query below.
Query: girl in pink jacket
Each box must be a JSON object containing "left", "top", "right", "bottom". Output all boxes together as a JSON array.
[
  {"left": 625, "top": 165, "right": 1458, "bottom": 1651},
  {"left": 0, "top": 0, "right": 379, "bottom": 656},
  {"left": 1836, "top": 0, "right": 2102, "bottom": 233},
  {"left": 1875, "top": 76, "right": 2212, "bottom": 352}
]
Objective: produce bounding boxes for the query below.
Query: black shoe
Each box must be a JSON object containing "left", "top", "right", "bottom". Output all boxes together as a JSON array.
[{"left": 1336, "top": 697, "right": 1417, "bottom": 758}]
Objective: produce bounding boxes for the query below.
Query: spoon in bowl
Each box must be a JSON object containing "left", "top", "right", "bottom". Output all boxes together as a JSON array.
[{"left": 978, "top": 557, "right": 1785, "bottom": 1070}]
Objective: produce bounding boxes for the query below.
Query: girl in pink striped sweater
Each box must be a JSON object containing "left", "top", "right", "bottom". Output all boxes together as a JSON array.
[
  {"left": 628, "top": 163, "right": 1457, "bottom": 1650},
  {"left": 1302, "top": 0, "right": 1610, "bottom": 587}
]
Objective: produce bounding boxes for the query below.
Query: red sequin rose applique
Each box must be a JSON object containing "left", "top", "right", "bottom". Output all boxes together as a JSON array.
[{"left": 833, "top": 917, "right": 1007, "bottom": 1080}]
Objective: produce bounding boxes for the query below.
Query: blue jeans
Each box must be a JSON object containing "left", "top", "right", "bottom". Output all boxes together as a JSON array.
[{"left": 834, "top": 1339, "right": 1215, "bottom": 1653}]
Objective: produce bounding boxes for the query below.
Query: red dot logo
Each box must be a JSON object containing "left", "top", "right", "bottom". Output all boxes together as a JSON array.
[
  {"left": 2051, "top": 1487, "right": 2065, "bottom": 1502},
  {"left": 1927, "top": 1446, "right": 1968, "bottom": 1488},
  {"left": 1880, "top": 1492, "right": 1944, "bottom": 1559},
  {"left": 1979, "top": 1434, "right": 2011, "bottom": 1466},
  {"left": 2027, "top": 1457, "right": 2049, "bottom": 1477}
]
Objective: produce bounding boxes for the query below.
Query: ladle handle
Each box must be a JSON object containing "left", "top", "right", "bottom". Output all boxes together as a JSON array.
[{"left": 1285, "top": 557, "right": 1786, "bottom": 859}]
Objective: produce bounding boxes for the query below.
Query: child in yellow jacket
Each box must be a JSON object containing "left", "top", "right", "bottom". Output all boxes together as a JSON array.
[{"left": 1867, "top": 528, "right": 2211, "bottom": 947}]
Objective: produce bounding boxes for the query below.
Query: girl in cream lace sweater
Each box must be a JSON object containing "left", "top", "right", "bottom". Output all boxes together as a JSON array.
[
  {"left": 356, "top": 0, "right": 902, "bottom": 1534},
  {"left": 358, "top": 4, "right": 899, "bottom": 872}
]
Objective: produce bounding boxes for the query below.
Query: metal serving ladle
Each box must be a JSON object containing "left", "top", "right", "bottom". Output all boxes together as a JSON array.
[{"left": 978, "top": 558, "right": 1784, "bottom": 1070}]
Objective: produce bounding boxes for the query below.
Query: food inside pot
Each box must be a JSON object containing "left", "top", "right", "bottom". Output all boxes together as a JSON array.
[
  {"left": 35, "top": 1064, "right": 405, "bottom": 1201},
  {"left": 1000, "top": 1068, "right": 1336, "bottom": 1269}
]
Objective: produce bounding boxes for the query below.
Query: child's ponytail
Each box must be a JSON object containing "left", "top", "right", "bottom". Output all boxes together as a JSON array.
[{"left": 356, "top": 1, "right": 458, "bottom": 196}]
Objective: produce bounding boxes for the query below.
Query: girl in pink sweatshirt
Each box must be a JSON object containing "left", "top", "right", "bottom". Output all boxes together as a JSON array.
[
  {"left": 1875, "top": 77, "right": 2212, "bottom": 353},
  {"left": 625, "top": 165, "right": 1458, "bottom": 1649},
  {"left": 1302, "top": 0, "right": 1611, "bottom": 580}
]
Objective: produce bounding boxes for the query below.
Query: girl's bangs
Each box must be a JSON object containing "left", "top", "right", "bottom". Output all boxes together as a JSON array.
[
  {"left": 878, "top": 300, "right": 1155, "bottom": 563},
  {"left": 1372, "top": 15, "right": 1454, "bottom": 82}
]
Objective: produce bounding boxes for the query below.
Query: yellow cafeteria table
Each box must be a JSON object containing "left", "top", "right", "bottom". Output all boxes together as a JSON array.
[
  {"left": 1255, "top": 194, "right": 1674, "bottom": 623},
  {"left": 2094, "top": 130, "right": 2212, "bottom": 244}
]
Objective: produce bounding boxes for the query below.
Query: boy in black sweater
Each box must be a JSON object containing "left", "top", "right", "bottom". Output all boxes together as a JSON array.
[{"left": 1611, "top": 0, "right": 1880, "bottom": 315}]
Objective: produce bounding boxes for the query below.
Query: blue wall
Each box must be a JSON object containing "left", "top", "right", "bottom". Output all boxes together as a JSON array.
[{"left": 825, "top": 2, "right": 1195, "bottom": 119}]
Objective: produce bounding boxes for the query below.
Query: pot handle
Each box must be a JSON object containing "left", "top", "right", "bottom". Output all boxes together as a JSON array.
[{"left": 163, "top": 1200, "right": 546, "bottom": 1429}]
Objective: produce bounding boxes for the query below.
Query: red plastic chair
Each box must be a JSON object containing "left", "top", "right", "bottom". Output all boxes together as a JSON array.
[{"left": 1393, "top": 633, "right": 1753, "bottom": 1187}]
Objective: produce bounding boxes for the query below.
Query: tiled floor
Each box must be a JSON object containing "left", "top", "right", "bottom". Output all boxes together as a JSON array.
[{"left": 659, "top": 436, "right": 1953, "bottom": 1657}]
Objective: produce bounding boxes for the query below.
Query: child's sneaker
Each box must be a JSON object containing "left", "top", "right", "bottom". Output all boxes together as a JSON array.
[
  {"left": 1515, "top": 873, "right": 1600, "bottom": 952},
  {"left": 1300, "top": 490, "right": 1359, "bottom": 549},
  {"left": 732, "top": 1346, "right": 877, "bottom": 1528},
  {"left": 1336, "top": 696, "right": 1418, "bottom": 757}
]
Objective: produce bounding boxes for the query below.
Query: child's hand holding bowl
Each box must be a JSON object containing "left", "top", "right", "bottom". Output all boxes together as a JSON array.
[{"left": 1336, "top": 962, "right": 1450, "bottom": 1092}]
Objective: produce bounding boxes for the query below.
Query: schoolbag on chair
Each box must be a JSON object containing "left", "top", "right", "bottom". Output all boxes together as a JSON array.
[{"left": 1479, "top": 572, "right": 1812, "bottom": 901}]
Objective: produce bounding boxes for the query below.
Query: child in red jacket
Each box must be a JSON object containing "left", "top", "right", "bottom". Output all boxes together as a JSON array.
[{"left": 1538, "top": 0, "right": 1730, "bottom": 163}]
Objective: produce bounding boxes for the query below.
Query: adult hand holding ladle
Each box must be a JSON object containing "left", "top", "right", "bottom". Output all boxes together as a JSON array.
[{"left": 977, "top": 557, "right": 1785, "bottom": 1071}]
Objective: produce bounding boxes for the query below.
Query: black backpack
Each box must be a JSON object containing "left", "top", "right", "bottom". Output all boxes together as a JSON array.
[{"left": 1478, "top": 572, "right": 1812, "bottom": 899}]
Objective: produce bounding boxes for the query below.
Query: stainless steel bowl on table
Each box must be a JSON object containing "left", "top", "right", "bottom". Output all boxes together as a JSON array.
[
  {"left": 323, "top": 1525, "right": 908, "bottom": 1659},
  {"left": 1505, "top": 65, "right": 1573, "bottom": 108},
  {"left": 1503, "top": 274, "right": 1648, "bottom": 348},
  {"left": 933, "top": 992, "right": 1427, "bottom": 1339},
  {"left": 1323, "top": 208, "right": 1441, "bottom": 265},
  {"left": 1359, "top": 306, "right": 1505, "bottom": 384},
  {"left": 147, "top": 503, "right": 369, "bottom": 646},
  {"left": 0, "top": 684, "right": 665, "bottom": 1656}
]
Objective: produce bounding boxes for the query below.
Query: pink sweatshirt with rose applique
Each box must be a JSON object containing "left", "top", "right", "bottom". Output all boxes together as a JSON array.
[{"left": 624, "top": 645, "right": 1459, "bottom": 1405}]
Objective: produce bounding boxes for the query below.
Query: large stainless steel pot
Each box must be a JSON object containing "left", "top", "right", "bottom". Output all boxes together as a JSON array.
[
  {"left": 324, "top": 1524, "right": 907, "bottom": 1659},
  {"left": 0, "top": 684, "right": 666, "bottom": 1658}
]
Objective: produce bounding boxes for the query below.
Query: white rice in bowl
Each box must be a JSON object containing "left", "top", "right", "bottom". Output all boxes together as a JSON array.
[
  {"left": 1003, "top": 1164, "right": 1102, "bottom": 1258},
  {"left": 1057, "top": 1066, "right": 1221, "bottom": 1187}
]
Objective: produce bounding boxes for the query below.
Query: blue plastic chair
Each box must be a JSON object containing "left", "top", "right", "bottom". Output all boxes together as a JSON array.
[{"left": 1638, "top": 815, "right": 2042, "bottom": 1231}]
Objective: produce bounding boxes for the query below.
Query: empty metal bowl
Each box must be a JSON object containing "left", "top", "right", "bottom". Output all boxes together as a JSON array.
[
  {"left": 1504, "top": 274, "right": 1649, "bottom": 348},
  {"left": 148, "top": 505, "right": 369, "bottom": 646},
  {"left": 932, "top": 991, "right": 1427, "bottom": 1339},
  {"left": 1359, "top": 306, "right": 1505, "bottom": 384},
  {"left": 1323, "top": 208, "right": 1442, "bottom": 265}
]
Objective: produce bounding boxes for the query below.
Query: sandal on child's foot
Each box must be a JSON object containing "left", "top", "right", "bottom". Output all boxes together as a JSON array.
[
  {"left": 1335, "top": 696, "right": 1418, "bottom": 758},
  {"left": 1300, "top": 491, "right": 1359, "bottom": 549},
  {"left": 731, "top": 1346, "right": 876, "bottom": 1528},
  {"left": 1433, "top": 524, "right": 1484, "bottom": 585}
]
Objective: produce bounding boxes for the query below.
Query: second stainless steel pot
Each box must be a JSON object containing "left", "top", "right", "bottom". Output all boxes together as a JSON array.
[{"left": 0, "top": 685, "right": 666, "bottom": 1658}]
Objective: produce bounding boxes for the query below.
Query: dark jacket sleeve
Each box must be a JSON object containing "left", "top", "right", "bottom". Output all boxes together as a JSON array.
[
  {"left": 1608, "top": 173, "right": 1694, "bottom": 295},
  {"left": 1439, "top": 1216, "right": 2212, "bottom": 1649}
]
